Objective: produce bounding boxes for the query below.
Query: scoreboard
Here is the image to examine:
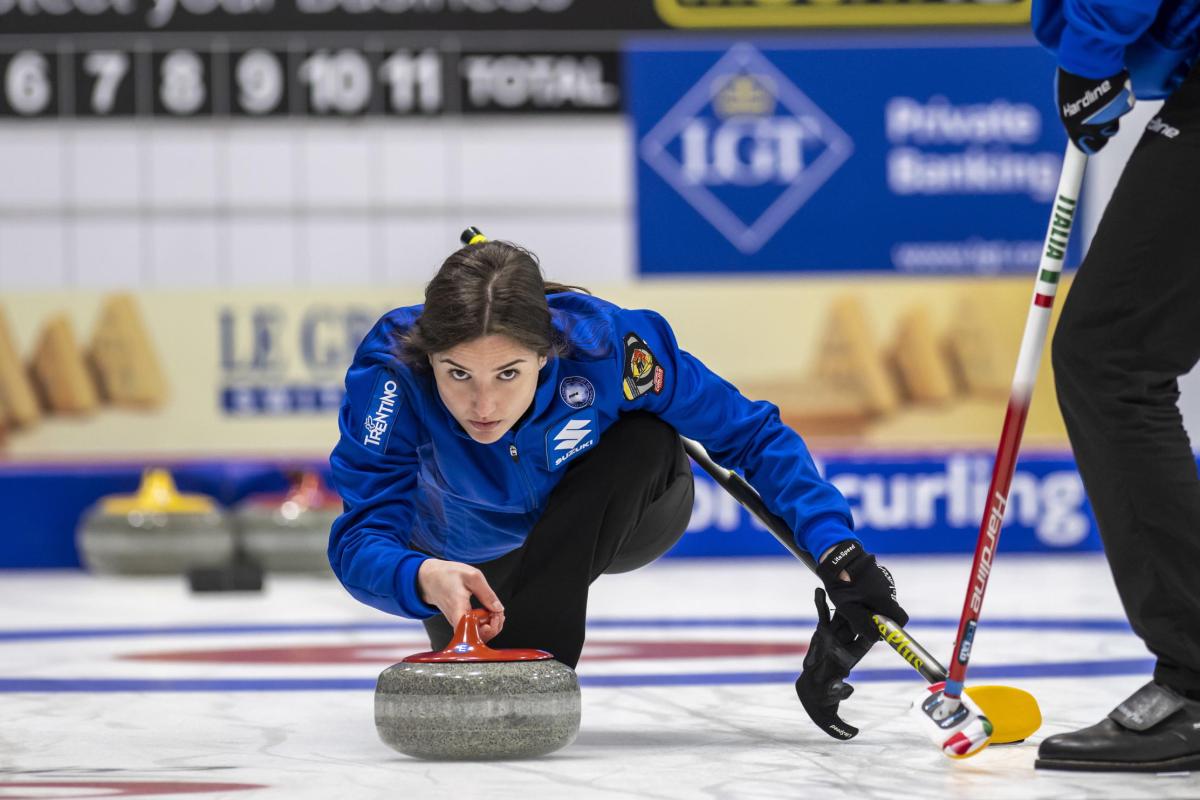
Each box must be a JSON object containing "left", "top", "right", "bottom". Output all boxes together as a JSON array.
[
  {"left": 0, "top": 45, "right": 621, "bottom": 117},
  {"left": 0, "top": 0, "right": 1029, "bottom": 119}
]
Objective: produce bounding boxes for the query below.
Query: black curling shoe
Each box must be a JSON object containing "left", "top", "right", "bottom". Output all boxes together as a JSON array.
[{"left": 1036, "top": 681, "right": 1200, "bottom": 773}]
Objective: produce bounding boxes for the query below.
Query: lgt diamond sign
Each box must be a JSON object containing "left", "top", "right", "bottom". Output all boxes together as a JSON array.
[
  {"left": 640, "top": 43, "right": 853, "bottom": 255},
  {"left": 628, "top": 39, "right": 1071, "bottom": 274}
]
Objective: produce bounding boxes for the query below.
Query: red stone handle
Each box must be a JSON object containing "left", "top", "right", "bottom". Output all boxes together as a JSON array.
[{"left": 403, "top": 609, "right": 554, "bottom": 663}]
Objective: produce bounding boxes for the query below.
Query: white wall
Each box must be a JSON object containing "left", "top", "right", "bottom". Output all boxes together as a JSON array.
[{"left": 0, "top": 117, "right": 634, "bottom": 290}]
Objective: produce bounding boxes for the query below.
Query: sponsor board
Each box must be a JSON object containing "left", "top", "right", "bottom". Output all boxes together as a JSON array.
[
  {"left": 219, "top": 302, "right": 385, "bottom": 417},
  {"left": 629, "top": 38, "right": 1079, "bottom": 274},
  {"left": 0, "top": 0, "right": 663, "bottom": 34},
  {"left": 0, "top": 0, "right": 1027, "bottom": 34},
  {"left": 653, "top": 0, "right": 1032, "bottom": 29},
  {"left": 0, "top": 278, "right": 1078, "bottom": 458},
  {"left": 0, "top": 449, "right": 1129, "bottom": 567},
  {"left": 675, "top": 452, "right": 1104, "bottom": 555}
]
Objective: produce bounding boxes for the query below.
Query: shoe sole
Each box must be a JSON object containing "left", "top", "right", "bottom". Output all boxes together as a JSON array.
[{"left": 1035, "top": 754, "right": 1200, "bottom": 773}]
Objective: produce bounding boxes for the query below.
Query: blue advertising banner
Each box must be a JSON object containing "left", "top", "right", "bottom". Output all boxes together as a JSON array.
[
  {"left": 671, "top": 452, "right": 1103, "bottom": 558},
  {"left": 0, "top": 452, "right": 1132, "bottom": 568},
  {"left": 628, "top": 36, "right": 1078, "bottom": 275}
]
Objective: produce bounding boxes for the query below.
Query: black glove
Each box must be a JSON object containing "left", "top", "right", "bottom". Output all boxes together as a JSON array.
[
  {"left": 816, "top": 540, "right": 908, "bottom": 639},
  {"left": 1055, "top": 67, "right": 1134, "bottom": 155},
  {"left": 795, "top": 588, "right": 874, "bottom": 740}
]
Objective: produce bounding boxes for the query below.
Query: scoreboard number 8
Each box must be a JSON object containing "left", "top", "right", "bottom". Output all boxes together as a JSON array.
[{"left": 160, "top": 50, "right": 206, "bottom": 115}]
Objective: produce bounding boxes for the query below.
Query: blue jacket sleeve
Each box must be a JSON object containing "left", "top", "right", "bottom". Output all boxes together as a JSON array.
[
  {"left": 1034, "top": 0, "right": 1163, "bottom": 77},
  {"left": 328, "top": 351, "right": 440, "bottom": 620},
  {"left": 617, "top": 309, "right": 857, "bottom": 560}
]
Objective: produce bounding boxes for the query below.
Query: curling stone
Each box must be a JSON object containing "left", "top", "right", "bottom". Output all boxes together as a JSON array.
[
  {"left": 375, "top": 610, "right": 581, "bottom": 760},
  {"left": 235, "top": 471, "right": 340, "bottom": 573},
  {"left": 77, "top": 468, "right": 235, "bottom": 575}
]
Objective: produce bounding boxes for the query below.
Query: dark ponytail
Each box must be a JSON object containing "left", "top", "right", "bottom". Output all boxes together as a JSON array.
[{"left": 399, "top": 240, "right": 588, "bottom": 369}]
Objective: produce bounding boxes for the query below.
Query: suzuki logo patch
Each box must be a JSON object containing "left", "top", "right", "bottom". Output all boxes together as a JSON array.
[
  {"left": 545, "top": 409, "right": 599, "bottom": 471},
  {"left": 639, "top": 43, "right": 853, "bottom": 254}
]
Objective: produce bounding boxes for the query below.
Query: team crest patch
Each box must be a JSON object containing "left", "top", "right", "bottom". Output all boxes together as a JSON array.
[
  {"left": 622, "top": 332, "right": 665, "bottom": 401},
  {"left": 559, "top": 376, "right": 595, "bottom": 409},
  {"left": 545, "top": 409, "right": 598, "bottom": 471},
  {"left": 362, "top": 373, "right": 400, "bottom": 450}
]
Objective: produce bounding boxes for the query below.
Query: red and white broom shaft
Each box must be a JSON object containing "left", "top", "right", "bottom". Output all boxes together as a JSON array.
[{"left": 943, "top": 143, "right": 1089, "bottom": 702}]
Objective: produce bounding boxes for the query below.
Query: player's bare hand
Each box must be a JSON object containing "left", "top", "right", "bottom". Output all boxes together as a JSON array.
[{"left": 417, "top": 559, "right": 505, "bottom": 642}]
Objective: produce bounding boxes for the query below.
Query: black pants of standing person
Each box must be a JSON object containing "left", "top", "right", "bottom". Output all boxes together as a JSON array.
[
  {"left": 1052, "top": 61, "right": 1200, "bottom": 698},
  {"left": 421, "top": 411, "right": 695, "bottom": 669}
]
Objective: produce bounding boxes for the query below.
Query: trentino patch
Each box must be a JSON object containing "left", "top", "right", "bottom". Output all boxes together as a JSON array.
[{"left": 362, "top": 372, "right": 401, "bottom": 450}]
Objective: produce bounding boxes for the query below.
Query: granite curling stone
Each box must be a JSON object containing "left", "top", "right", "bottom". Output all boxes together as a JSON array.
[
  {"left": 235, "top": 470, "right": 340, "bottom": 574},
  {"left": 77, "top": 468, "right": 235, "bottom": 575},
  {"left": 375, "top": 609, "right": 581, "bottom": 760}
]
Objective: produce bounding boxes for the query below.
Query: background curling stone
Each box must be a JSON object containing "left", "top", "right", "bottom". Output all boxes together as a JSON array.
[
  {"left": 235, "top": 470, "right": 340, "bottom": 574},
  {"left": 77, "top": 468, "right": 234, "bottom": 575},
  {"left": 375, "top": 610, "right": 581, "bottom": 760}
]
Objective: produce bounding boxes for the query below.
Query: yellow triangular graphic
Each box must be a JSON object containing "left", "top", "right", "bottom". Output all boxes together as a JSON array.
[
  {"left": 0, "top": 305, "right": 41, "bottom": 428},
  {"left": 811, "top": 295, "right": 898, "bottom": 416},
  {"left": 891, "top": 306, "right": 956, "bottom": 405},
  {"left": 29, "top": 314, "right": 99, "bottom": 415},
  {"left": 88, "top": 293, "right": 168, "bottom": 408},
  {"left": 945, "top": 294, "right": 1011, "bottom": 399}
]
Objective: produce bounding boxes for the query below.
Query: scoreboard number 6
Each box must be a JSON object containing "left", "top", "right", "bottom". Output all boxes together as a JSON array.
[{"left": 5, "top": 51, "right": 52, "bottom": 116}]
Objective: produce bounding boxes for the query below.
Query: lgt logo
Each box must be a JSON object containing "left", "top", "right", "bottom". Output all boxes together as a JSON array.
[{"left": 640, "top": 43, "right": 853, "bottom": 254}]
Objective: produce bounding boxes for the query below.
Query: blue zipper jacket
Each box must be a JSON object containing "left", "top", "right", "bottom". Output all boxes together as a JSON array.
[
  {"left": 1033, "top": 0, "right": 1200, "bottom": 97},
  {"left": 328, "top": 292, "right": 857, "bottom": 620}
]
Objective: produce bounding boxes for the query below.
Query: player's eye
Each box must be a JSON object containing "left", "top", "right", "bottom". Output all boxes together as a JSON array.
[
  {"left": 448, "top": 369, "right": 470, "bottom": 381},
  {"left": 497, "top": 369, "right": 519, "bottom": 381}
]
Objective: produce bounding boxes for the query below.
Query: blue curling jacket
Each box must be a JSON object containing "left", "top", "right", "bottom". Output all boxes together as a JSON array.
[
  {"left": 328, "top": 292, "right": 857, "bottom": 620},
  {"left": 1033, "top": 0, "right": 1200, "bottom": 97}
]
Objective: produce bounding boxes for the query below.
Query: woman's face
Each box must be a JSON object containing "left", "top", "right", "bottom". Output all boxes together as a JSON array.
[{"left": 430, "top": 335, "right": 547, "bottom": 444}]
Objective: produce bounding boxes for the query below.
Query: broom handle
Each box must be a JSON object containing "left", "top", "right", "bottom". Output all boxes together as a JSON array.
[
  {"left": 681, "top": 437, "right": 949, "bottom": 684},
  {"left": 944, "top": 143, "right": 1088, "bottom": 700}
]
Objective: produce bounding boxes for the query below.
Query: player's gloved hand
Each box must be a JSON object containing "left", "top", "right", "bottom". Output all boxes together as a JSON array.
[
  {"left": 1056, "top": 67, "right": 1134, "bottom": 155},
  {"left": 817, "top": 540, "right": 908, "bottom": 639},
  {"left": 795, "top": 588, "right": 875, "bottom": 740}
]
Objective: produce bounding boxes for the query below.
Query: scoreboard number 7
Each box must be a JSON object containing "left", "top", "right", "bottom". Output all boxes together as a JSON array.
[{"left": 83, "top": 52, "right": 130, "bottom": 115}]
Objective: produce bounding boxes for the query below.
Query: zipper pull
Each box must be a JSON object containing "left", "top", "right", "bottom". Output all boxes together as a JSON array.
[{"left": 509, "top": 443, "right": 519, "bottom": 462}]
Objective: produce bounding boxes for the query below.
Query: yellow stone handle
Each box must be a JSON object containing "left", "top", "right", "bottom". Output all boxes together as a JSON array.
[{"left": 100, "top": 468, "right": 216, "bottom": 515}]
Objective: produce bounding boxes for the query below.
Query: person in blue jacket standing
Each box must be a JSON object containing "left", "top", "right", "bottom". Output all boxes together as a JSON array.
[
  {"left": 328, "top": 232, "right": 907, "bottom": 680},
  {"left": 1034, "top": 0, "right": 1200, "bottom": 773}
]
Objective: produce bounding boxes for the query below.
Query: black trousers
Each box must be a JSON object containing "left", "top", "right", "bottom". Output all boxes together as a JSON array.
[
  {"left": 1052, "top": 62, "right": 1200, "bottom": 694},
  {"left": 421, "top": 412, "right": 695, "bottom": 669}
]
